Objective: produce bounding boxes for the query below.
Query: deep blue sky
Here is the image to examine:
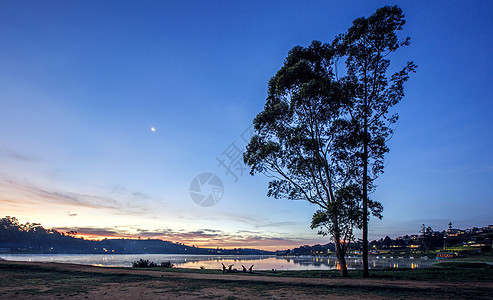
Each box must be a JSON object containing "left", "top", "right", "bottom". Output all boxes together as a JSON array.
[{"left": 0, "top": 0, "right": 492, "bottom": 250}]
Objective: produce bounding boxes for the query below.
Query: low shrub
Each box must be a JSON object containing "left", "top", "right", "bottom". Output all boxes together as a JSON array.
[
  {"left": 160, "top": 261, "right": 174, "bottom": 268},
  {"left": 131, "top": 259, "right": 174, "bottom": 268},
  {"left": 132, "top": 259, "right": 157, "bottom": 268}
]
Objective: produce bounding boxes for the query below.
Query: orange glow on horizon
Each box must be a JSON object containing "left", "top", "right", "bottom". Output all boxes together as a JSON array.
[
  {"left": 4, "top": 214, "right": 310, "bottom": 252},
  {"left": 71, "top": 232, "right": 299, "bottom": 252}
]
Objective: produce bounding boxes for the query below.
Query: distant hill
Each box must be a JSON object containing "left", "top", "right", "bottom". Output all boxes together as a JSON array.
[{"left": 0, "top": 216, "right": 273, "bottom": 255}]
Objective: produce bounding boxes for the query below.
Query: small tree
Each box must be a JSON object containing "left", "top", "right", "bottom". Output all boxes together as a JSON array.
[
  {"left": 420, "top": 224, "right": 433, "bottom": 251},
  {"left": 310, "top": 184, "right": 372, "bottom": 272}
]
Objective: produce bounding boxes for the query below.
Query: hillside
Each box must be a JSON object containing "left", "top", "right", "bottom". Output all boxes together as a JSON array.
[{"left": 0, "top": 216, "right": 272, "bottom": 255}]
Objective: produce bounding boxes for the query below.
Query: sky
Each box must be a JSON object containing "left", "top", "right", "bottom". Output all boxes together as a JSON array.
[{"left": 0, "top": 0, "right": 492, "bottom": 251}]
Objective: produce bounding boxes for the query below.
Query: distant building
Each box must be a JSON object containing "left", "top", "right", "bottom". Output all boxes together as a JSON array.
[
  {"left": 447, "top": 228, "right": 458, "bottom": 236},
  {"left": 436, "top": 253, "right": 455, "bottom": 259}
]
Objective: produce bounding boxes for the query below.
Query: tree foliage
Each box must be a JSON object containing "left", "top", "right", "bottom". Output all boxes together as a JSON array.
[
  {"left": 333, "top": 5, "right": 417, "bottom": 190},
  {"left": 330, "top": 5, "right": 417, "bottom": 277},
  {"left": 245, "top": 41, "right": 348, "bottom": 205}
]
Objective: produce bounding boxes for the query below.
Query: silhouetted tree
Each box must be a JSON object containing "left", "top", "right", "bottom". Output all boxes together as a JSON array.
[
  {"left": 243, "top": 38, "right": 383, "bottom": 276},
  {"left": 331, "top": 5, "right": 417, "bottom": 277},
  {"left": 420, "top": 224, "right": 434, "bottom": 250},
  {"left": 382, "top": 236, "right": 393, "bottom": 247},
  {"left": 245, "top": 6, "right": 412, "bottom": 277}
]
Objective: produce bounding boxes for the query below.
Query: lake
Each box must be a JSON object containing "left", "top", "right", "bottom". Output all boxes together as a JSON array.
[{"left": 0, "top": 254, "right": 437, "bottom": 270}]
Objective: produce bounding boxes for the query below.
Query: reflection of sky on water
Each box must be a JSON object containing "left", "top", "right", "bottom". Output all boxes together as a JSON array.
[
  {"left": 177, "top": 256, "right": 437, "bottom": 270},
  {"left": 2, "top": 254, "right": 437, "bottom": 270}
]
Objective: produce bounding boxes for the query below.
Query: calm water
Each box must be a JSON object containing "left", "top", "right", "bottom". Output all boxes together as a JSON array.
[{"left": 1, "top": 254, "right": 436, "bottom": 270}]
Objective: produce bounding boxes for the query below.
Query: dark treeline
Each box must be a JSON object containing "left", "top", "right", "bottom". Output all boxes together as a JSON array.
[
  {"left": 278, "top": 224, "right": 493, "bottom": 256},
  {"left": 0, "top": 216, "right": 272, "bottom": 255}
]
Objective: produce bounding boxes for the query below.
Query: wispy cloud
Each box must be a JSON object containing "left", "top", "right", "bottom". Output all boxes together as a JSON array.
[
  {"left": 0, "top": 176, "right": 317, "bottom": 250},
  {"left": 55, "top": 227, "right": 120, "bottom": 237},
  {"left": 107, "top": 184, "right": 152, "bottom": 200},
  {"left": 56, "top": 225, "right": 317, "bottom": 250},
  {"left": 0, "top": 149, "right": 40, "bottom": 162},
  {"left": 0, "top": 177, "right": 153, "bottom": 216},
  {"left": 256, "top": 221, "right": 297, "bottom": 228}
]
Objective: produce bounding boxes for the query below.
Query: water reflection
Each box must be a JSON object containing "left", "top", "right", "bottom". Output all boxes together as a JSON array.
[{"left": 1, "top": 254, "right": 435, "bottom": 270}]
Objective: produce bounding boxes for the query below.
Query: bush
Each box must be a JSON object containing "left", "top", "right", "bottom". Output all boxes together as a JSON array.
[
  {"left": 132, "top": 259, "right": 157, "bottom": 268},
  {"left": 132, "top": 259, "right": 173, "bottom": 268},
  {"left": 160, "top": 261, "right": 174, "bottom": 268}
]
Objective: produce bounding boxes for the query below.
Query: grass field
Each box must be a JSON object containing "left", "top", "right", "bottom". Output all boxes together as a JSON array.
[
  {"left": 259, "top": 262, "right": 493, "bottom": 281},
  {"left": 451, "top": 256, "right": 493, "bottom": 262}
]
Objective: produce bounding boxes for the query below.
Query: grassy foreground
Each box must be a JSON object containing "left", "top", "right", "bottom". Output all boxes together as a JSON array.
[
  {"left": 0, "top": 261, "right": 492, "bottom": 299},
  {"left": 259, "top": 262, "right": 493, "bottom": 281}
]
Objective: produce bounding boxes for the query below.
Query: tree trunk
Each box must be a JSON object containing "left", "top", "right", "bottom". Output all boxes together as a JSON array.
[
  {"left": 362, "top": 180, "right": 369, "bottom": 277},
  {"left": 334, "top": 239, "right": 348, "bottom": 277},
  {"left": 362, "top": 85, "right": 369, "bottom": 278}
]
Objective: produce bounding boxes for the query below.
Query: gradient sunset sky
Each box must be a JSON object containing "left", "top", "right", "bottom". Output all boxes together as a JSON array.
[{"left": 1, "top": 0, "right": 492, "bottom": 251}]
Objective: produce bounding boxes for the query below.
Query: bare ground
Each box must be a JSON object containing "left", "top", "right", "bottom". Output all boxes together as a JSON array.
[{"left": 0, "top": 260, "right": 491, "bottom": 299}]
